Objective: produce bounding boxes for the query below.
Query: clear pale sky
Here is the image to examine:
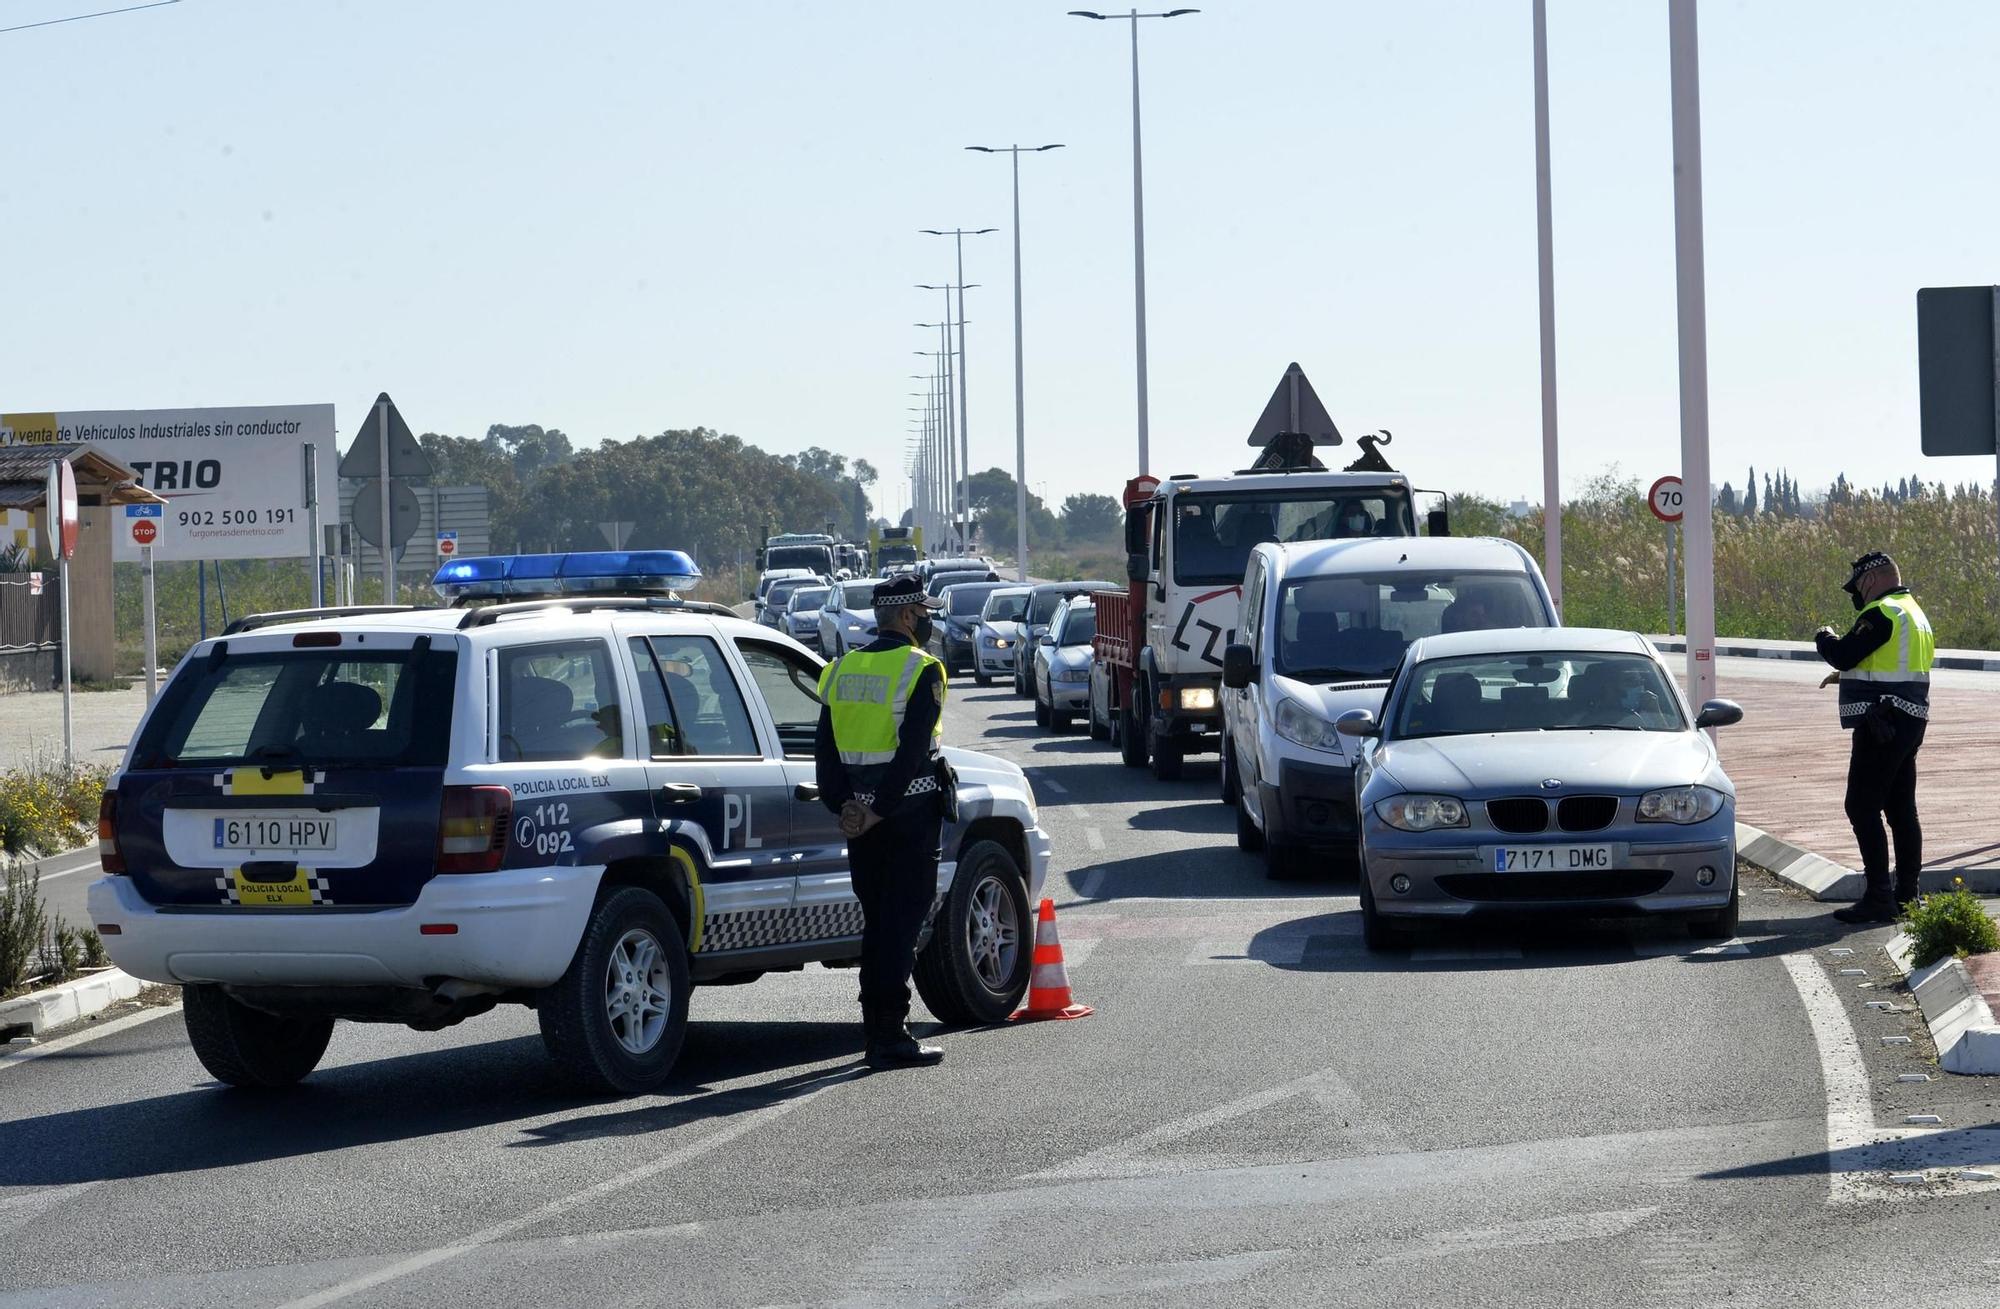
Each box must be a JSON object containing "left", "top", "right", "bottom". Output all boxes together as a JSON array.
[{"left": 5, "top": 0, "right": 1998, "bottom": 523}]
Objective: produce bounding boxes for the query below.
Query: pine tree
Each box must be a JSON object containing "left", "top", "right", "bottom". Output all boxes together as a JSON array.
[
  {"left": 1764, "top": 472, "right": 1776, "bottom": 516},
  {"left": 1744, "top": 467, "right": 1758, "bottom": 516},
  {"left": 1718, "top": 481, "right": 1738, "bottom": 514}
]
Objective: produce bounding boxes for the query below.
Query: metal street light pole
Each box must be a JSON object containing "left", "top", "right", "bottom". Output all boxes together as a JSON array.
[
  {"left": 921, "top": 228, "right": 996, "bottom": 546},
  {"left": 1070, "top": 8, "right": 1196, "bottom": 475},
  {"left": 1532, "top": 0, "right": 1562, "bottom": 616},
  {"left": 1668, "top": 0, "right": 1716, "bottom": 710},
  {"left": 918, "top": 299, "right": 975, "bottom": 548},
  {"left": 968, "top": 143, "right": 1064, "bottom": 582}
]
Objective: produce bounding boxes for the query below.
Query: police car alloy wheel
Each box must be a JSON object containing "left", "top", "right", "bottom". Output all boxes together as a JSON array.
[
  {"left": 181, "top": 985, "right": 335, "bottom": 1090},
  {"left": 540, "top": 886, "right": 691, "bottom": 1094},
  {"left": 914, "top": 840, "right": 1032, "bottom": 1026}
]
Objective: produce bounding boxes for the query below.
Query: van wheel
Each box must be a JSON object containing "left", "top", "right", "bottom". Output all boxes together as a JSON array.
[
  {"left": 915, "top": 839, "right": 1032, "bottom": 1025},
  {"left": 1235, "top": 791, "right": 1266, "bottom": 853},
  {"left": 540, "top": 886, "right": 691, "bottom": 1095},
  {"left": 183, "top": 985, "right": 334, "bottom": 1089},
  {"left": 1220, "top": 741, "right": 1241, "bottom": 805}
]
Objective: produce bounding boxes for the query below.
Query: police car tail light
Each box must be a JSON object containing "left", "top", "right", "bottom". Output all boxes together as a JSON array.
[
  {"left": 437, "top": 785, "right": 512, "bottom": 873},
  {"left": 98, "top": 791, "right": 125, "bottom": 874}
]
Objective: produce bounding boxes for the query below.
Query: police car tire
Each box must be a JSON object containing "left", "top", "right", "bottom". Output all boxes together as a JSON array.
[
  {"left": 539, "top": 887, "right": 690, "bottom": 1095},
  {"left": 914, "top": 840, "right": 1032, "bottom": 1026},
  {"left": 181, "top": 984, "right": 334, "bottom": 1090}
]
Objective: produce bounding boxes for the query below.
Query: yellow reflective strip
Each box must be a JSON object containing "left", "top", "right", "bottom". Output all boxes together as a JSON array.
[
  {"left": 669, "top": 844, "right": 706, "bottom": 953},
  {"left": 227, "top": 768, "right": 310, "bottom": 797}
]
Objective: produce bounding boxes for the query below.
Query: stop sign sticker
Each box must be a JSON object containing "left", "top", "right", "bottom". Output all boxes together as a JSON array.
[
  {"left": 125, "top": 503, "right": 164, "bottom": 550},
  {"left": 132, "top": 518, "right": 157, "bottom": 545}
]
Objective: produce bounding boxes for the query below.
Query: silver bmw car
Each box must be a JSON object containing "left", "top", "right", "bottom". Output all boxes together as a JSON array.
[{"left": 1342, "top": 628, "right": 1744, "bottom": 950}]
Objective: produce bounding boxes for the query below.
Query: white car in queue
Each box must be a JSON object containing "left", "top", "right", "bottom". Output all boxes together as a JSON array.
[
  {"left": 89, "top": 551, "right": 1051, "bottom": 1095},
  {"left": 817, "top": 578, "right": 882, "bottom": 658},
  {"left": 973, "top": 585, "right": 1032, "bottom": 687},
  {"left": 1219, "top": 537, "right": 1556, "bottom": 880}
]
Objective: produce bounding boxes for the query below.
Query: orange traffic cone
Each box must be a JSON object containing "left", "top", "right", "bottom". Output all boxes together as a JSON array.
[{"left": 1010, "top": 897, "right": 1093, "bottom": 1022}]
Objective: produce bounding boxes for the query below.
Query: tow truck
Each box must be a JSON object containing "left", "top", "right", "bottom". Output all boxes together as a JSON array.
[{"left": 1088, "top": 364, "right": 1447, "bottom": 780}]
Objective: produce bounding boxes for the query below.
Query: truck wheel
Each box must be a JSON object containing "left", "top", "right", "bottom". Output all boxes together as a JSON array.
[
  {"left": 1119, "top": 686, "right": 1149, "bottom": 768},
  {"left": 182, "top": 985, "right": 334, "bottom": 1090},
  {"left": 915, "top": 839, "right": 1032, "bottom": 1025},
  {"left": 539, "top": 886, "right": 691, "bottom": 1095},
  {"left": 1150, "top": 728, "right": 1184, "bottom": 782}
]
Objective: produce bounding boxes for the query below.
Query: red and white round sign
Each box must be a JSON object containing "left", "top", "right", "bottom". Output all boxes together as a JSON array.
[
  {"left": 47, "top": 460, "right": 80, "bottom": 560},
  {"left": 1647, "top": 475, "right": 1685, "bottom": 524}
]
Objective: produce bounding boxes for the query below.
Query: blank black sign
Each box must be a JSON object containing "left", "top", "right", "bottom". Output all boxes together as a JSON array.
[{"left": 1917, "top": 286, "right": 1997, "bottom": 457}]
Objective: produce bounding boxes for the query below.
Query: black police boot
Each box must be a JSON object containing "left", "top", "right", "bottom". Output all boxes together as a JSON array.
[
  {"left": 863, "top": 1013, "right": 944, "bottom": 1068},
  {"left": 1832, "top": 897, "right": 1898, "bottom": 924}
]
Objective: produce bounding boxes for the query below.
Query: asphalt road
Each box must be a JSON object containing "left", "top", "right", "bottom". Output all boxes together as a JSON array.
[{"left": 7, "top": 672, "right": 2000, "bottom": 1306}]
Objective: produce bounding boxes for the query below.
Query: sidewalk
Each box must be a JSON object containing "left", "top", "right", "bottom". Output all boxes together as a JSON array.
[
  {"left": 0, "top": 685, "right": 150, "bottom": 774},
  {"left": 1651, "top": 634, "right": 2000, "bottom": 673},
  {"left": 1715, "top": 673, "right": 2000, "bottom": 881}
]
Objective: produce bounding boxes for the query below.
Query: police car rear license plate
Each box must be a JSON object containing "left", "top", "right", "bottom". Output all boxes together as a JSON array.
[
  {"left": 213, "top": 816, "right": 335, "bottom": 852},
  {"left": 1488, "top": 844, "right": 1614, "bottom": 873}
]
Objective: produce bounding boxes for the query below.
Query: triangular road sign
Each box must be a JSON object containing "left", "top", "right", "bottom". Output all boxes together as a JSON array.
[
  {"left": 1246, "top": 362, "right": 1342, "bottom": 448},
  {"left": 339, "top": 393, "right": 433, "bottom": 479}
]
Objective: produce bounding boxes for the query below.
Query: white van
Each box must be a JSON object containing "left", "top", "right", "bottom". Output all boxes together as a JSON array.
[{"left": 1219, "top": 537, "right": 1557, "bottom": 879}]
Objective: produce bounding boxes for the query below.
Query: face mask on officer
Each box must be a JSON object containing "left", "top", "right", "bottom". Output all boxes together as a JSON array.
[{"left": 909, "top": 612, "right": 935, "bottom": 646}]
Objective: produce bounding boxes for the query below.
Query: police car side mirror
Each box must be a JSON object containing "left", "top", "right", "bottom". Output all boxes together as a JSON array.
[
  {"left": 1694, "top": 698, "right": 1743, "bottom": 729},
  {"left": 1222, "top": 643, "right": 1255, "bottom": 690}
]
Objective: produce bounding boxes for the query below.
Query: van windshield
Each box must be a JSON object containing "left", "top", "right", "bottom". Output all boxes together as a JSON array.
[
  {"left": 130, "top": 647, "right": 458, "bottom": 769},
  {"left": 1174, "top": 489, "right": 1415, "bottom": 586},
  {"left": 1272, "top": 570, "right": 1545, "bottom": 682}
]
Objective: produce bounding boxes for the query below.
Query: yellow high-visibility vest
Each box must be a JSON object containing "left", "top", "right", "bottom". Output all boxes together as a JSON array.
[
  {"left": 1839, "top": 591, "right": 1933, "bottom": 725},
  {"left": 817, "top": 645, "right": 945, "bottom": 766}
]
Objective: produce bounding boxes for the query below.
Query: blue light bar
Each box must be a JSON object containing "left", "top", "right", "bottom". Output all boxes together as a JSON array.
[{"left": 432, "top": 551, "right": 701, "bottom": 603}]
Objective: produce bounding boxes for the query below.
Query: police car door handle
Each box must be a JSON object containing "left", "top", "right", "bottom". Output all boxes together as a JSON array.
[
  {"left": 659, "top": 783, "right": 703, "bottom": 805},
  {"left": 793, "top": 782, "right": 821, "bottom": 802}
]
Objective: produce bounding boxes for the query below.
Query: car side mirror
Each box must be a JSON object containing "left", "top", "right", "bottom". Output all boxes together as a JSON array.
[
  {"left": 1221, "top": 643, "right": 1255, "bottom": 690},
  {"left": 1694, "top": 698, "right": 1743, "bottom": 729},
  {"left": 1335, "top": 708, "right": 1380, "bottom": 738},
  {"left": 1426, "top": 508, "right": 1451, "bottom": 537}
]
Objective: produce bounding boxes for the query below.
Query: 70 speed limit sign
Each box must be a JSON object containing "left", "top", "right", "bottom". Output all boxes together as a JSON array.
[{"left": 1648, "top": 476, "right": 1686, "bottom": 523}]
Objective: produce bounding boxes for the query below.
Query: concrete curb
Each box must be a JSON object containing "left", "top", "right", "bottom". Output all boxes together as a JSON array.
[
  {"left": 0, "top": 967, "right": 144, "bottom": 1040},
  {"left": 1735, "top": 821, "right": 2000, "bottom": 900},
  {"left": 1884, "top": 934, "right": 2000, "bottom": 1076},
  {"left": 1650, "top": 636, "right": 2000, "bottom": 673}
]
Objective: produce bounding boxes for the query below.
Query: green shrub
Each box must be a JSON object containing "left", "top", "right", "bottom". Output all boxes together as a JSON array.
[
  {"left": 0, "top": 762, "right": 108, "bottom": 857},
  {"left": 80, "top": 928, "right": 109, "bottom": 970},
  {"left": 0, "top": 863, "right": 47, "bottom": 994},
  {"left": 1901, "top": 881, "right": 2000, "bottom": 970}
]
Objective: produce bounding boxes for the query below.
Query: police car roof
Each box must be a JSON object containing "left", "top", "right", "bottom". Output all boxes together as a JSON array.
[
  {"left": 210, "top": 598, "right": 763, "bottom": 642},
  {"left": 1266, "top": 535, "right": 1534, "bottom": 577},
  {"left": 1408, "top": 626, "right": 1655, "bottom": 663}
]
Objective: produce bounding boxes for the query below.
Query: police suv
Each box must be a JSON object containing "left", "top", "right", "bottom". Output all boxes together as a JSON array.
[{"left": 90, "top": 551, "right": 1051, "bottom": 1094}]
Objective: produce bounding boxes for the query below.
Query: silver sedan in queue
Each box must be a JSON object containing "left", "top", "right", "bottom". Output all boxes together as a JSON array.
[{"left": 1343, "top": 628, "right": 1744, "bottom": 951}]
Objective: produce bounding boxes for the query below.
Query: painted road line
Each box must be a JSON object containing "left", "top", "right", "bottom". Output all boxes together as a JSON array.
[
  {"left": 1374, "top": 1206, "right": 1657, "bottom": 1266},
  {"left": 1039, "top": 776, "right": 1068, "bottom": 795},
  {"left": 30, "top": 856, "right": 99, "bottom": 883},
  {"left": 1632, "top": 937, "right": 1750, "bottom": 960},
  {"left": 1076, "top": 869, "right": 1106, "bottom": 899},
  {"left": 1779, "top": 953, "right": 2000, "bottom": 1204},
  {"left": 1085, "top": 828, "right": 1105, "bottom": 852},
  {"left": 276, "top": 1062, "right": 869, "bottom": 1308},
  {"left": 0, "top": 1002, "right": 181, "bottom": 1074}
]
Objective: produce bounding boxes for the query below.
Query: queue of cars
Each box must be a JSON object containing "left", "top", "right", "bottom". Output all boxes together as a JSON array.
[{"left": 950, "top": 537, "right": 1744, "bottom": 948}]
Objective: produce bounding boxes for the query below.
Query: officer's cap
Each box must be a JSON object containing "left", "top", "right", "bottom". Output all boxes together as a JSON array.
[
  {"left": 1842, "top": 551, "right": 1896, "bottom": 595},
  {"left": 873, "top": 575, "right": 943, "bottom": 610}
]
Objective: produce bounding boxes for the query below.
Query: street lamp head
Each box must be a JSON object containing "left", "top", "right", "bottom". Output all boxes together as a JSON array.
[
  {"left": 1035, "top": 143, "right": 1066, "bottom": 152},
  {"left": 1068, "top": 9, "right": 1109, "bottom": 17},
  {"left": 1164, "top": 8, "right": 1200, "bottom": 16},
  {"left": 972, "top": 227, "right": 999, "bottom": 234},
  {"left": 965, "top": 146, "right": 996, "bottom": 153}
]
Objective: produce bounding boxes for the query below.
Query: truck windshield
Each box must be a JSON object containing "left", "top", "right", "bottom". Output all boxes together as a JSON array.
[
  {"left": 766, "top": 545, "right": 832, "bottom": 574},
  {"left": 1173, "top": 490, "right": 1414, "bottom": 586},
  {"left": 1273, "top": 570, "right": 1545, "bottom": 681}
]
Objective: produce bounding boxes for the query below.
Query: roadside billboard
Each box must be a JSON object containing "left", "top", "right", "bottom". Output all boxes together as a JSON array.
[{"left": 0, "top": 405, "right": 337, "bottom": 561}]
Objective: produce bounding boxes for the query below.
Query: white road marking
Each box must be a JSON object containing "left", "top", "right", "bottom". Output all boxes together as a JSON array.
[
  {"left": 0, "top": 1182, "right": 103, "bottom": 1237},
  {"left": 1010, "top": 1249, "right": 1291, "bottom": 1303},
  {"left": 1026, "top": 1066, "right": 1403, "bottom": 1181},
  {"left": 1374, "top": 1206, "right": 1657, "bottom": 1265},
  {"left": 1632, "top": 937, "right": 1750, "bottom": 960},
  {"left": 31, "top": 857, "right": 100, "bottom": 883},
  {"left": 1076, "top": 869, "right": 1105, "bottom": 899},
  {"left": 1779, "top": 952, "right": 2000, "bottom": 1205},
  {"left": 0, "top": 1002, "right": 181, "bottom": 1075},
  {"left": 1085, "top": 827, "right": 1105, "bottom": 852},
  {"left": 1039, "top": 776, "right": 1068, "bottom": 794},
  {"left": 276, "top": 1063, "right": 867, "bottom": 1308}
]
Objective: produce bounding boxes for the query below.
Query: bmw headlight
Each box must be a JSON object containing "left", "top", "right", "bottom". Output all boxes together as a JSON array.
[
  {"left": 1273, "top": 696, "right": 1340, "bottom": 753},
  {"left": 1637, "top": 785, "right": 1726, "bottom": 824},
  {"left": 1375, "top": 794, "right": 1468, "bottom": 832}
]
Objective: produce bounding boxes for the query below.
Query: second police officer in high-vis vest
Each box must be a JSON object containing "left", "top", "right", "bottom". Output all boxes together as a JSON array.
[
  {"left": 1814, "top": 551, "right": 1935, "bottom": 924},
  {"left": 814, "top": 574, "right": 953, "bottom": 1067}
]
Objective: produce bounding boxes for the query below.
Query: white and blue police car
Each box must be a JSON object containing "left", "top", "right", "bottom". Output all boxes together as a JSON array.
[{"left": 89, "top": 551, "right": 1051, "bottom": 1094}]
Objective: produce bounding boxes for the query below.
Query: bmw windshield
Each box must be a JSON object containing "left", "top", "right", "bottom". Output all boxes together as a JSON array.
[{"left": 1392, "top": 651, "right": 1685, "bottom": 738}]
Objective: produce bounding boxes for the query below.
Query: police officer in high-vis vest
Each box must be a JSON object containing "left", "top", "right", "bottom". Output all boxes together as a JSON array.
[
  {"left": 814, "top": 574, "right": 950, "bottom": 1067},
  {"left": 1814, "top": 551, "right": 1935, "bottom": 923}
]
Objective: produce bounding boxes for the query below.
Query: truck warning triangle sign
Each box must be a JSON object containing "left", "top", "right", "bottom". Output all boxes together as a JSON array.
[
  {"left": 339, "top": 393, "right": 433, "bottom": 479},
  {"left": 1246, "top": 362, "right": 1342, "bottom": 448}
]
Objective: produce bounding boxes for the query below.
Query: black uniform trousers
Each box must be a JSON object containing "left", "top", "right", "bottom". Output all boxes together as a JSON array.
[
  {"left": 1844, "top": 710, "right": 1925, "bottom": 899},
  {"left": 849, "top": 808, "right": 943, "bottom": 1022}
]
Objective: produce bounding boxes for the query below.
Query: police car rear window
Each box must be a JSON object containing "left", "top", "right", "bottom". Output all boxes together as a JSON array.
[{"left": 132, "top": 647, "right": 458, "bottom": 770}]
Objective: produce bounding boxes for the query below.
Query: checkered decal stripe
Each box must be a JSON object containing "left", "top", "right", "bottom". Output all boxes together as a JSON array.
[
  {"left": 215, "top": 871, "right": 332, "bottom": 906},
  {"left": 701, "top": 902, "right": 867, "bottom": 953}
]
